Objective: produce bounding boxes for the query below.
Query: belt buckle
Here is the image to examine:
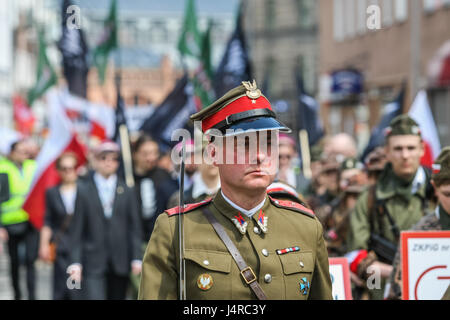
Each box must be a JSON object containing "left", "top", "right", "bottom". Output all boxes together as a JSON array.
[{"left": 240, "top": 266, "right": 257, "bottom": 285}]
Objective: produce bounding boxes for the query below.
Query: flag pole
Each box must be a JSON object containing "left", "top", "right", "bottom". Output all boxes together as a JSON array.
[
  {"left": 114, "top": 3, "right": 134, "bottom": 188},
  {"left": 299, "top": 130, "right": 312, "bottom": 180}
]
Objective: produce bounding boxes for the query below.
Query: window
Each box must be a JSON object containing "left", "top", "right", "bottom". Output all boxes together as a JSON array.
[
  {"left": 333, "top": 0, "right": 345, "bottom": 41},
  {"left": 357, "top": 0, "right": 367, "bottom": 34},
  {"left": 424, "top": 0, "right": 450, "bottom": 12},
  {"left": 394, "top": 0, "right": 408, "bottom": 22},
  {"left": 382, "top": 0, "right": 393, "bottom": 26},
  {"left": 265, "top": 0, "right": 276, "bottom": 30},
  {"left": 296, "top": 0, "right": 315, "bottom": 29},
  {"left": 344, "top": 0, "right": 356, "bottom": 38}
]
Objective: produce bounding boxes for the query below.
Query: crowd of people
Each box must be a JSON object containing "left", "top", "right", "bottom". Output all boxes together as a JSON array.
[{"left": 0, "top": 112, "right": 449, "bottom": 300}]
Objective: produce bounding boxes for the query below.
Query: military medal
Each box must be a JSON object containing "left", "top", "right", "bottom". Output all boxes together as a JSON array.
[
  {"left": 256, "top": 210, "right": 268, "bottom": 233},
  {"left": 299, "top": 277, "right": 310, "bottom": 295},
  {"left": 232, "top": 212, "right": 248, "bottom": 234},
  {"left": 276, "top": 246, "right": 300, "bottom": 255},
  {"left": 197, "top": 274, "right": 213, "bottom": 291}
]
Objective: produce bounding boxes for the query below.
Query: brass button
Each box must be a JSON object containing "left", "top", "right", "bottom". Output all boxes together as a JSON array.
[
  {"left": 264, "top": 274, "right": 272, "bottom": 283},
  {"left": 203, "top": 260, "right": 210, "bottom": 266},
  {"left": 253, "top": 227, "right": 261, "bottom": 234},
  {"left": 262, "top": 249, "right": 269, "bottom": 257},
  {"left": 299, "top": 261, "right": 304, "bottom": 268}
]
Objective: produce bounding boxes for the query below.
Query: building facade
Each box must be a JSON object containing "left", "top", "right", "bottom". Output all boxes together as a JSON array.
[
  {"left": 319, "top": 0, "right": 450, "bottom": 148},
  {"left": 242, "top": 0, "right": 319, "bottom": 136}
]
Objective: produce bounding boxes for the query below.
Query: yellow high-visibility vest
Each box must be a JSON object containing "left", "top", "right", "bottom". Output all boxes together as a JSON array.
[{"left": 0, "top": 157, "right": 36, "bottom": 226}]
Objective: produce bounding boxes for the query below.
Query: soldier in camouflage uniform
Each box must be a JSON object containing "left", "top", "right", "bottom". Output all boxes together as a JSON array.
[
  {"left": 386, "top": 147, "right": 450, "bottom": 299},
  {"left": 347, "top": 115, "right": 432, "bottom": 300}
]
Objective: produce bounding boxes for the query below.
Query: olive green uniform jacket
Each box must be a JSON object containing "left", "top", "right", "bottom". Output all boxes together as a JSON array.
[
  {"left": 348, "top": 165, "right": 428, "bottom": 251},
  {"left": 139, "top": 191, "right": 332, "bottom": 300},
  {"left": 347, "top": 165, "right": 428, "bottom": 299}
]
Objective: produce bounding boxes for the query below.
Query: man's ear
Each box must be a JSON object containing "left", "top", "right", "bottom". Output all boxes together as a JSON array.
[{"left": 420, "top": 139, "right": 425, "bottom": 158}]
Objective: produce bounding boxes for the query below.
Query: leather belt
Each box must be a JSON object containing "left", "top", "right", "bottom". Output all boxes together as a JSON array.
[{"left": 201, "top": 207, "right": 268, "bottom": 300}]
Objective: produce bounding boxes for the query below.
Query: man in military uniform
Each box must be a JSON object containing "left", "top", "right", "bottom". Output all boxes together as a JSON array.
[
  {"left": 139, "top": 81, "right": 332, "bottom": 300},
  {"left": 386, "top": 147, "right": 450, "bottom": 299},
  {"left": 347, "top": 115, "right": 431, "bottom": 300},
  {"left": 319, "top": 158, "right": 367, "bottom": 258}
]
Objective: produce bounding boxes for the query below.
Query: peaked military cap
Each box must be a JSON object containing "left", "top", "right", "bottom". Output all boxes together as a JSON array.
[
  {"left": 432, "top": 147, "right": 450, "bottom": 181},
  {"left": 190, "top": 80, "right": 291, "bottom": 136},
  {"left": 385, "top": 114, "right": 421, "bottom": 137}
]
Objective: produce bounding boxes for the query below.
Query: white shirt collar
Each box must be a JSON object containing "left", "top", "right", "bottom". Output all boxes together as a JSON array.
[
  {"left": 435, "top": 205, "right": 440, "bottom": 219},
  {"left": 94, "top": 172, "right": 117, "bottom": 188},
  {"left": 221, "top": 190, "right": 266, "bottom": 218},
  {"left": 411, "top": 166, "right": 426, "bottom": 195},
  {"left": 192, "top": 172, "right": 220, "bottom": 199}
]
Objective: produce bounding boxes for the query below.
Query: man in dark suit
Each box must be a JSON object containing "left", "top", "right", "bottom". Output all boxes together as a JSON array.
[{"left": 67, "top": 142, "right": 142, "bottom": 300}]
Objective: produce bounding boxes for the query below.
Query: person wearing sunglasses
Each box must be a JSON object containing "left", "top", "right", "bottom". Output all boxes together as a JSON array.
[
  {"left": 66, "top": 142, "right": 142, "bottom": 300},
  {"left": 39, "top": 152, "right": 80, "bottom": 299}
]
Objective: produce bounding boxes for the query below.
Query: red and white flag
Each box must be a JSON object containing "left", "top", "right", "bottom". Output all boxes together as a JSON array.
[
  {"left": 409, "top": 90, "right": 441, "bottom": 168},
  {"left": 23, "top": 89, "right": 87, "bottom": 230},
  {"left": 61, "top": 89, "right": 115, "bottom": 141}
]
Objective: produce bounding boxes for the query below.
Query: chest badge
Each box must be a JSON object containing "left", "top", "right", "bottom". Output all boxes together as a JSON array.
[
  {"left": 197, "top": 274, "right": 214, "bottom": 291},
  {"left": 232, "top": 212, "right": 248, "bottom": 234},
  {"left": 300, "top": 277, "right": 310, "bottom": 295},
  {"left": 256, "top": 210, "right": 268, "bottom": 233},
  {"left": 276, "top": 246, "right": 300, "bottom": 255}
]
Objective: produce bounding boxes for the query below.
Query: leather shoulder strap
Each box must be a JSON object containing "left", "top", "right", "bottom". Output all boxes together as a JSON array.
[{"left": 201, "top": 207, "right": 267, "bottom": 300}]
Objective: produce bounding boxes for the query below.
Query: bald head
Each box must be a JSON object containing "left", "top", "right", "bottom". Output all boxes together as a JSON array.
[{"left": 324, "top": 133, "right": 357, "bottom": 159}]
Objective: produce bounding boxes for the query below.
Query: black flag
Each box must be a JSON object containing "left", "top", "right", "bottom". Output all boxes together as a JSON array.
[
  {"left": 139, "top": 74, "right": 196, "bottom": 153},
  {"left": 296, "top": 73, "right": 324, "bottom": 146},
  {"left": 213, "top": 3, "right": 252, "bottom": 98},
  {"left": 58, "top": 0, "right": 89, "bottom": 98}
]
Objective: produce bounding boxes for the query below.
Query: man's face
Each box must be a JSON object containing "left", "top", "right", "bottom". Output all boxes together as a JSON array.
[
  {"left": 433, "top": 181, "right": 450, "bottom": 214},
  {"left": 385, "top": 135, "right": 424, "bottom": 179},
  {"left": 10, "top": 142, "right": 29, "bottom": 164},
  {"left": 134, "top": 141, "right": 160, "bottom": 172},
  {"left": 95, "top": 152, "right": 119, "bottom": 177},
  {"left": 57, "top": 156, "right": 78, "bottom": 184},
  {"left": 279, "top": 145, "right": 295, "bottom": 170},
  {"left": 212, "top": 131, "right": 279, "bottom": 195}
]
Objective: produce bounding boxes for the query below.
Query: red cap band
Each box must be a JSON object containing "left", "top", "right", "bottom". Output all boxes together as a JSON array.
[{"left": 202, "top": 95, "right": 272, "bottom": 133}]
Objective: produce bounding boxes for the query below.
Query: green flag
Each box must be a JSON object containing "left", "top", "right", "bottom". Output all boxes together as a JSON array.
[
  {"left": 193, "top": 20, "right": 215, "bottom": 109},
  {"left": 177, "top": 0, "right": 202, "bottom": 58},
  {"left": 93, "top": 0, "right": 118, "bottom": 84},
  {"left": 27, "top": 28, "right": 57, "bottom": 107}
]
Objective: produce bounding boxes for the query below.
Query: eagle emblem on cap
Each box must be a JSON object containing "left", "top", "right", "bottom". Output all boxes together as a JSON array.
[{"left": 242, "top": 80, "right": 262, "bottom": 99}]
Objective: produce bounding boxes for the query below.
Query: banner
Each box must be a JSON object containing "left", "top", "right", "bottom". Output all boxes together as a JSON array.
[
  {"left": 401, "top": 231, "right": 450, "bottom": 300},
  {"left": 329, "top": 258, "right": 353, "bottom": 300}
]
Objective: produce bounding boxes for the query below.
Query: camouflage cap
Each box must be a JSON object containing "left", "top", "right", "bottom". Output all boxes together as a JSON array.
[
  {"left": 385, "top": 114, "right": 421, "bottom": 138},
  {"left": 190, "top": 80, "right": 290, "bottom": 136},
  {"left": 432, "top": 147, "right": 450, "bottom": 181}
]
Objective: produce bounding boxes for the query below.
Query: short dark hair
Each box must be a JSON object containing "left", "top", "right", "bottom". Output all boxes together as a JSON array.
[
  {"left": 55, "top": 152, "right": 78, "bottom": 170},
  {"left": 433, "top": 178, "right": 450, "bottom": 188},
  {"left": 132, "top": 134, "right": 159, "bottom": 154}
]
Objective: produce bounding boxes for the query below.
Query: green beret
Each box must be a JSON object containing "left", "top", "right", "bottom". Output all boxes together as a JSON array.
[
  {"left": 385, "top": 114, "right": 421, "bottom": 137},
  {"left": 432, "top": 147, "right": 450, "bottom": 181}
]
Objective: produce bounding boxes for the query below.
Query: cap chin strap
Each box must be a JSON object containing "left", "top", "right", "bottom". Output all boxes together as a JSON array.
[{"left": 212, "top": 109, "right": 277, "bottom": 132}]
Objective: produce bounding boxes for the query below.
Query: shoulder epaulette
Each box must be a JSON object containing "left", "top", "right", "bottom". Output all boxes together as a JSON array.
[
  {"left": 165, "top": 198, "right": 212, "bottom": 217},
  {"left": 268, "top": 196, "right": 315, "bottom": 218}
]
